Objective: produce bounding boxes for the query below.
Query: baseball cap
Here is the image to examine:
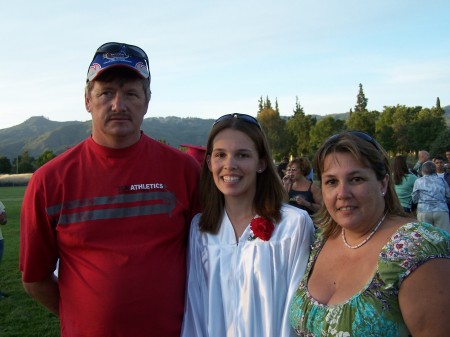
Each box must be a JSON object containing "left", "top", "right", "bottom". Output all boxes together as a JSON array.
[{"left": 87, "top": 42, "right": 150, "bottom": 82}]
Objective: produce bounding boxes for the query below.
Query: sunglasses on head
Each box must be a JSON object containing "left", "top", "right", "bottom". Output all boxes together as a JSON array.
[
  {"left": 213, "top": 113, "right": 261, "bottom": 130},
  {"left": 328, "top": 131, "right": 381, "bottom": 151},
  {"left": 95, "top": 42, "right": 149, "bottom": 63}
]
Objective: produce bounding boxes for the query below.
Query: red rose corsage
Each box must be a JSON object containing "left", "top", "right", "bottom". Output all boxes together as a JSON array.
[{"left": 248, "top": 216, "right": 275, "bottom": 241}]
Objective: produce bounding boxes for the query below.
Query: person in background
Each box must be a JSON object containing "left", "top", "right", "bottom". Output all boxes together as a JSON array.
[
  {"left": 412, "top": 150, "right": 429, "bottom": 176},
  {"left": 412, "top": 160, "right": 450, "bottom": 233},
  {"left": 282, "top": 157, "right": 322, "bottom": 215},
  {"left": 393, "top": 155, "right": 417, "bottom": 214},
  {"left": 277, "top": 156, "right": 289, "bottom": 179},
  {"left": 181, "top": 144, "right": 207, "bottom": 165},
  {"left": 434, "top": 155, "right": 450, "bottom": 220},
  {"left": 0, "top": 201, "right": 7, "bottom": 299},
  {"left": 289, "top": 131, "right": 450, "bottom": 336},
  {"left": 306, "top": 166, "right": 314, "bottom": 182},
  {"left": 181, "top": 113, "right": 314, "bottom": 337},
  {"left": 445, "top": 148, "right": 450, "bottom": 172},
  {"left": 20, "top": 42, "right": 200, "bottom": 337},
  {"left": 434, "top": 155, "right": 450, "bottom": 183}
]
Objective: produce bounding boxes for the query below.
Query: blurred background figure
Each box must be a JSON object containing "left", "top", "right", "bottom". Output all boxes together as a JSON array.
[
  {"left": 412, "top": 150, "right": 429, "bottom": 176},
  {"left": 277, "top": 156, "right": 289, "bottom": 179},
  {"left": 434, "top": 155, "right": 450, "bottom": 220},
  {"left": 412, "top": 160, "right": 450, "bottom": 233},
  {"left": 393, "top": 155, "right": 417, "bottom": 214},
  {"left": 282, "top": 157, "right": 322, "bottom": 215},
  {"left": 445, "top": 149, "right": 450, "bottom": 172},
  {"left": 180, "top": 144, "right": 207, "bottom": 165},
  {"left": 434, "top": 155, "right": 450, "bottom": 183}
]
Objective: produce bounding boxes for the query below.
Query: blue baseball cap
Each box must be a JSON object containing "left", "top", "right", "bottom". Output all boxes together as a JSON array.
[{"left": 87, "top": 42, "right": 150, "bottom": 82}]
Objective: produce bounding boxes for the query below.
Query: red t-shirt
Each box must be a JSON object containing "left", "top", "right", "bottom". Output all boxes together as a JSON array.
[{"left": 20, "top": 134, "right": 201, "bottom": 337}]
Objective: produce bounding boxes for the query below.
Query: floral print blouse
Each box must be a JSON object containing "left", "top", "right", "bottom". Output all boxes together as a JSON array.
[{"left": 289, "top": 222, "right": 450, "bottom": 337}]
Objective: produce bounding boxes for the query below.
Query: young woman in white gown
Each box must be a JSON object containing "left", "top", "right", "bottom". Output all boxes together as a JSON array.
[{"left": 181, "top": 114, "right": 314, "bottom": 337}]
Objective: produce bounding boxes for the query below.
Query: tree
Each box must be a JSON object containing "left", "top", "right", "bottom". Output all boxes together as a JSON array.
[
  {"left": 264, "top": 96, "right": 272, "bottom": 110},
  {"left": 0, "top": 156, "right": 12, "bottom": 173},
  {"left": 309, "top": 116, "right": 346, "bottom": 152},
  {"left": 430, "top": 128, "right": 450, "bottom": 157},
  {"left": 258, "top": 97, "right": 264, "bottom": 112},
  {"left": 13, "top": 151, "right": 36, "bottom": 173},
  {"left": 376, "top": 105, "right": 422, "bottom": 154},
  {"left": 347, "top": 110, "right": 379, "bottom": 135},
  {"left": 409, "top": 107, "right": 447, "bottom": 152},
  {"left": 285, "top": 96, "right": 315, "bottom": 157},
  {"left": 257, "top": 106, "right": 286, "bottom": 160},
  {"left": 354, "top": 83, "right": 368, "bottom": 113},
  {"left": 436, "top": 97, "right": 441, "bottom": 110},
  {"left": 347, "top": 84, "right": 378, "bottom": 135},
  {"left": 36, "top": 150, "right": 56, "bottom": 168}
]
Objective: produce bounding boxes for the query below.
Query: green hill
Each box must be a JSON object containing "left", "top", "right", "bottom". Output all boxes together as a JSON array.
[
  {"left": 1, "top": 105, "right": 449, "bottom": 160},
  {"left": 0, "top": 116, "right": 213, "bottom": 160}
]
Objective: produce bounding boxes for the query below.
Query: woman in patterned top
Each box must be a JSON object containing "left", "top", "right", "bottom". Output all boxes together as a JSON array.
[{"left": 289, "top": 131, "right": 450, "bottom": 337}]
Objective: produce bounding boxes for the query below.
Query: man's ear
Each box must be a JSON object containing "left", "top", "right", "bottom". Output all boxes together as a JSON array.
[{"left": 85, "top": 93, "right": 91, "bottom": 113}]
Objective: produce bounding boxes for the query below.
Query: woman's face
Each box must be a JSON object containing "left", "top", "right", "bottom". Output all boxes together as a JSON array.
[
  {"left": 286, "top": 164, "right": 301, "bottom": 180},
  {"left": 207, "top": 128, "right": 266, "bottom": 202},
  {"left": 320, "top": 152, "right": 388, "bottom": 233}
]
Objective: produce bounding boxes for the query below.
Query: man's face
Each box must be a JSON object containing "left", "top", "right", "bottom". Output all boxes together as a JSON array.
[
  {"left": 435, "top": 159, "right": 445, "bottom": 173},
  {"left": 85, "top": 78, "right": 149, "bottom": 148},
  {"left": 446, "top": 151, "right": 450, "bottom": 163},
  {"left": 419, "top": 152, "right": 428, "bottom": 162}
]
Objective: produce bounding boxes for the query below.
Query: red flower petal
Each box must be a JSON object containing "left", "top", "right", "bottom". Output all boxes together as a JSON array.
[{"left": 250, "top": 217, "right": 275, "bottom": 241}]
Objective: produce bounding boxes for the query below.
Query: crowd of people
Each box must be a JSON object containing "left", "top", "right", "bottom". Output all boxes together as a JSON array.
[
  {"left": 13, "top": 41, "right": 450, "bottom": 336},
  {"left": 392, "top": 151, "right": 450, "bottom": 233}
]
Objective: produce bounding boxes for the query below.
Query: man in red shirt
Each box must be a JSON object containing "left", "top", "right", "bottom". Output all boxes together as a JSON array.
[{"left": 20, "top": 42, "right": 201, "bottom": 337}]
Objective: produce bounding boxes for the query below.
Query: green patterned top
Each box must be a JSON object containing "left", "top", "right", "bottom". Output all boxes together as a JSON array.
[{"left": 289, "top": 222, "right": 450, "bottom": 337}]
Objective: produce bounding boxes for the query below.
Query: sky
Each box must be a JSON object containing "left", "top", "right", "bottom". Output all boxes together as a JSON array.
[{"left": 1, "top": 0, "right": 449, "bottom": 129}]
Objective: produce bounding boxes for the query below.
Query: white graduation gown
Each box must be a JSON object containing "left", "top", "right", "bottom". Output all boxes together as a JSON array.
[{"left": 181, "top": 204, "right": 314, "bottom": 337}]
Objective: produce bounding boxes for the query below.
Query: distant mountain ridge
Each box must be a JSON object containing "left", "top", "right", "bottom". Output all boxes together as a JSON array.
[
  {"left": 1, "top": 105, "right": 449, "bottom": 160},
  {"left": 0, "top": 116, "right": 214, "bottom": 160}
]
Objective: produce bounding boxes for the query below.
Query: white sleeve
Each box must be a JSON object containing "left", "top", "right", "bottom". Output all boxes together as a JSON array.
[
  {"left": 181, "top": 214, "right": 208, "bottom": 337},
  {"left": 280, "top": 210, "right": 314, "bottom": 337}
]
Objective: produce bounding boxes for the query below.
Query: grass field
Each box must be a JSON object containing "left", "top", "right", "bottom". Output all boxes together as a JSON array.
[{"left": 0, "top": 186, "right": 60, "bottom": 337}]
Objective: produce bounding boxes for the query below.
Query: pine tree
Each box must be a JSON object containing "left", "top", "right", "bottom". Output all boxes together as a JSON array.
[
  {"left": 436, "top": 97, "right": 441, "bottom": 109},
  {"left": 258, "top": 96, "right": 264, "bottom": 112},
  {"left": 264, "top": 96, "right": 272, "bottom": 110},
  {"left": 293, "top": 96, "right": 305, "bottom": 115},
  {"left": 354, "top": 83, "right": 368, "bottom": 113}
]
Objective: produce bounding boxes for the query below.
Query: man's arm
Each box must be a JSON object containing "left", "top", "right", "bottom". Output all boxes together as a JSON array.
[
  {"left": 0, "top": 212, "right": 6, "bottom": 225},
  {"left": 23, "top": 275, "right": 60, "bottom": 316}
]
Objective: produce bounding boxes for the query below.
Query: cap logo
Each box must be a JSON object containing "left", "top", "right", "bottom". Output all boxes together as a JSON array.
[
  {"left": 103, "top": 52, "right": 130, "bottom": 61},
  {"left": 104, "top": 45, "right": 130, "bottom": 62},
  {"left": 89, "top": 63, "right": 102, "bottom": 72}
]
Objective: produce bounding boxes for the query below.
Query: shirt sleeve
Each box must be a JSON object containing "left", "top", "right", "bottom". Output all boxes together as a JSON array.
[
  {"left": 379, "top": 222, "right": 450, "bottom": 289},
  {"left": 20, "top": 172, "right": 59, "bottom": 281},
  {"left": 181, "top": 214, "right": 207, "bottom": 337},
  {"left": 280, "top": 209, "right": 315, "bottom": 337}
]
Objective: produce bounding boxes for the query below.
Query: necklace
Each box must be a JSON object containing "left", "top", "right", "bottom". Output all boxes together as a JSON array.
[{"left": 341, "top": 212, "right": 387, "bottom": 249}]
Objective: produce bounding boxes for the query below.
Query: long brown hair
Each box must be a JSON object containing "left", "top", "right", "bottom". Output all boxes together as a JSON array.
[
  {"left": 199, "top": 116, "right": 288, "bottom": 234},
  {"left": 393, "top": 155, "right": 410, "bottom": 185},
  {"left": 313, "top": 131, "right": 405, "bottom": 239}
]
